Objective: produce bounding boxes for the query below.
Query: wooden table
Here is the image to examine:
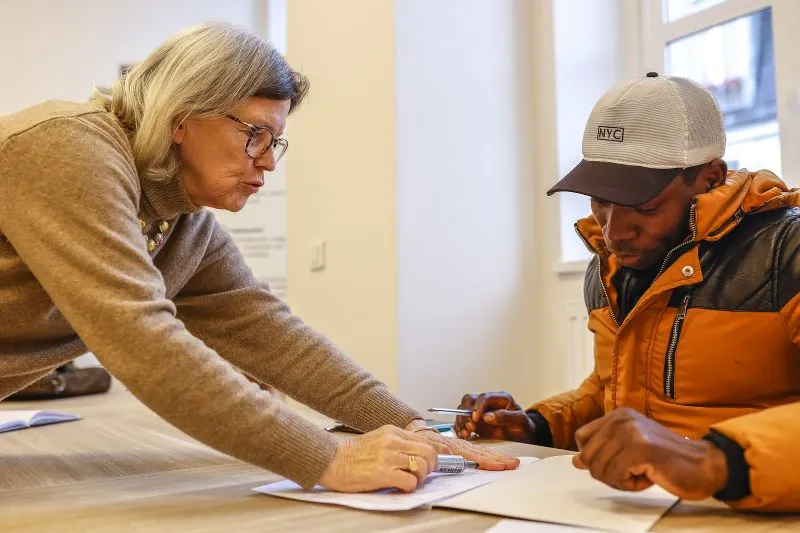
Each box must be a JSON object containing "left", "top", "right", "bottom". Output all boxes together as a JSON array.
[{"left": 1, "top": 386, "right": 798, "bottom": 532}]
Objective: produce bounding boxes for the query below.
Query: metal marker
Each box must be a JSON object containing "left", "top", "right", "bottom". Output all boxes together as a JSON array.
[{"left": 436, "top": 454, "right": 478, "bottom": 474}]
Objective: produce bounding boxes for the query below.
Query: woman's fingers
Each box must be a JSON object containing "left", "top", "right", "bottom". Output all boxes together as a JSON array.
[
  {"left": 417, "top": 437, "right": 451, "bottom": 454},
  {"left": 398, "top": 440, "right": 439, "bottom": 475},
  {"left": 395, "top": 426, "right": 451, "bottom": 454},
  {"left": 385, "top": 469, "right": 419, "bottom": 493},
  {"left": 403, "top": 427, "right": 519, "bottom": 472},
  {"left": 394, "top": 452, "right": 430, "bottom": 486},
  {"left": 381, "top": 427, "right": 439, "bottom": 485},
  {"left": 447, "top": 439, "right": 520, "bottom": 470},
  {"left": 483, "top": 447, "right": 520, "bottom": 468}
]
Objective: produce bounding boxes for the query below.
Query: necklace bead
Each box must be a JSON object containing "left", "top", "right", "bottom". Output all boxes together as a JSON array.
[{"left": 140, "top": 218, "right": 170, "bottom": 252}]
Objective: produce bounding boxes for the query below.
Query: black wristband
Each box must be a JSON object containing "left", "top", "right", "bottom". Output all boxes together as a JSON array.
[
  {"left": 526, "top": 411, "right": 553, "bottom": 447},
  {"left": 703, "top": 430, "right": 751, "bottom": 501}
]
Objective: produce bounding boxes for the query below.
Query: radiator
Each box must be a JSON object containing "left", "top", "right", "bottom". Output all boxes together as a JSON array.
[{"left": 564, "top": 300, "right": 594, "bottom": 388}]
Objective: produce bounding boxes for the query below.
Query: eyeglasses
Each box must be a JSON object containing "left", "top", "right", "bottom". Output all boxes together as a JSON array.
[{"left": 224, "top": 114, "right": 288, "bottom": 162}]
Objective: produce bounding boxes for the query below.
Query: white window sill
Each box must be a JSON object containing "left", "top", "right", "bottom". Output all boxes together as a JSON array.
[{"left": 553, "top": 258, "right": 590, "bottom": 276}]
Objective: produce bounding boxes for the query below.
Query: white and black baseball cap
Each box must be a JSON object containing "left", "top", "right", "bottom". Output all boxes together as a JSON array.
[{"left": 547, "top": 72, "right": 726, "bottom": 206}]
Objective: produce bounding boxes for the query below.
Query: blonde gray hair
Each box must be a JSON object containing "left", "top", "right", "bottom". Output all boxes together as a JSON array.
[{"left": 93, "top": 21, "right": 309, "bottom": 182}]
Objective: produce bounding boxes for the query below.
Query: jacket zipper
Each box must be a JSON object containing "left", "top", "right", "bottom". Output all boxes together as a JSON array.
[
  {"left": 655, "top": 201, "right": 698, "bottom": 280},
  {"left": 664, "top": 290, "right": 692, "bottom": 399},
  {"left": 598, "top": 264, "right": 619, "bottom": 327},
  {"left": 574, "top": 224, "right": 620, "bottom": 328},
  {"left": 707, "top": 207, "right": 744, "bottom": 238},
  {"left": 658, "top": 202, "right": 697, "bottom": 399}
]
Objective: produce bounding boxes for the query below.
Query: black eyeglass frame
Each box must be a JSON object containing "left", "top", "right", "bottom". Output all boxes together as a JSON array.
[{"left": 224, "top": 114, "right": 288, "bottom": 161}]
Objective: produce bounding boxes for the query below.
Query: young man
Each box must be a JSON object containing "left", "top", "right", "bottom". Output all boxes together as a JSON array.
[{"left": 455, "top": 73, "right": 800, "bottom": 511}]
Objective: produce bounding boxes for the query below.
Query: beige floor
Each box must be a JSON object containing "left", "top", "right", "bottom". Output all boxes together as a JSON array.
[{"left": 1, "top": 384, "right": 798, "bottom": 532}]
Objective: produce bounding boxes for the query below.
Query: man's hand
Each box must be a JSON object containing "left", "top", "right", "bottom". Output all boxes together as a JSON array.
[
  {"left": 453, "top": 392, "right": 536, "bottom": 443},
  {"left": 573, "top": 408, "right": 729, "bottom": 500}
]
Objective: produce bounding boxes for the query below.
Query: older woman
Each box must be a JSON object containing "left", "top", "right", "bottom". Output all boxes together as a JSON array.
[{"left": 0, "top": 21, "right": 517, "bottom": 492}]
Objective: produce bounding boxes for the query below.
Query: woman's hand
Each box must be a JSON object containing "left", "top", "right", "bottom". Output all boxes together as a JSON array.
[
  {"left": 405, "top": 420, "right": 520, "bottom": 471},
  {"left": 318, "top": 425, "right": 441, "bottom": 493}
]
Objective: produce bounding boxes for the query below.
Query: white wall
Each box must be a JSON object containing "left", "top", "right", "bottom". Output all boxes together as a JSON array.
[
  {"left": 395, "top": 0, "right": 538, "bottom": 412},
  {"left": 0, "top": 0, "right": 260, "bottom": 115},
  {"left": 286, "top": 0, "right": 539, "bottom": 409},
  {"left": 286, "top": 0, "right": 401, "bottom": 389},
  {"left": 285, "top": 0, "right": 641, "bottom": 411}
]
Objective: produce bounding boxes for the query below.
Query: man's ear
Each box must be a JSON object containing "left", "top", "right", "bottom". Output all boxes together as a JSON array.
[{"left": 704, "top": 158, "right": 728, "bottom": 191}]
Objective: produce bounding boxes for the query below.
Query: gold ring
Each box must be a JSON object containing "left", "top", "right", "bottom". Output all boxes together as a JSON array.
[{"left": 407, "top": 455, "right": 419, "bottom": 473}]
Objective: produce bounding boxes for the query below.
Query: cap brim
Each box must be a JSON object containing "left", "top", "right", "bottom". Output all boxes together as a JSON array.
[{"left": 547, "top": 160, "right": 679, "bottom": 207}]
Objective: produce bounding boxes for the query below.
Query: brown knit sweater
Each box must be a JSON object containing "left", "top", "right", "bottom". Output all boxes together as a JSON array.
[{"left": 0, "top": 101, "right": 420, "bottom": 487}]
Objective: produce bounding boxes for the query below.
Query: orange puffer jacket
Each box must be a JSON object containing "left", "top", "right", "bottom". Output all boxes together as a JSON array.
[{"left": 531, "top": 170, "right": 800, "bottom": 511}]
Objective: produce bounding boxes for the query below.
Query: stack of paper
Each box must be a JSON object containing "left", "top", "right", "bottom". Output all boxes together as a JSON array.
[
  {"left": 254, "top": 454, "right": 679, "bottom": 532},
  {"left": 253, "top": 457, "right": 539, "bottom": 511}
]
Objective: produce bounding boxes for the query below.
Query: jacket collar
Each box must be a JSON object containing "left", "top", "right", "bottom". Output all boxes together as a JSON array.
[{"left": 575, "top": 169, "right": 800, "bottom": 255}]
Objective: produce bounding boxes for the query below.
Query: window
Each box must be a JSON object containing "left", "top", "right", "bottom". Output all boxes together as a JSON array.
[
  {"left": 552, "top": 0, "right": 642, "bottom": 267},
  {"left": 666, "top": 8, "right": 780, "bottom": 174},
  {"left": 665, "top": 0, "right": 730, "bottom": 21},
  {"left": 643, "top": 0, "right": 800, "bottom": 186}
]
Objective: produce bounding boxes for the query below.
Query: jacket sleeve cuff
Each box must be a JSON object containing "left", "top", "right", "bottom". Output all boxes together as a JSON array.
[
  {"left": 527, "top": 410, "right": 553, "bottom": 447},
  {"left": 703, "top": 430, "right": 752, "bottom": 502}
]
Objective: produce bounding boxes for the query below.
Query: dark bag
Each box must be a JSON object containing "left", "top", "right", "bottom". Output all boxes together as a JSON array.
[{"left": 4, "top": 362, "right": 112, "bottom": 401}]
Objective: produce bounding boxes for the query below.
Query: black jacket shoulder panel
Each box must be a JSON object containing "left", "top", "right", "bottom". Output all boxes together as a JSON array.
[
  {"left": 584, "top": 256, "right": 605, "bottom": 313},
  {"left": 692, "top": 207, "right": 800, "bottom": 312}
]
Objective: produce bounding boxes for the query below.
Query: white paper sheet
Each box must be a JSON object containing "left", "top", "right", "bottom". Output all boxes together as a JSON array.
[
  {"left": 253, "top": 456, "right": 539, "bottom": 511},
  {"left": 487, "top": 519, "right": 610, "bottom": 533},
  {"left": 437, "top": 454, "right": 678, "bottom": 533}
]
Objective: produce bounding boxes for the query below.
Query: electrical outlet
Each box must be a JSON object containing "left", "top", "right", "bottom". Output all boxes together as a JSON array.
[{"left": 310, "top": 241, "right": 326, "bottom": 272}]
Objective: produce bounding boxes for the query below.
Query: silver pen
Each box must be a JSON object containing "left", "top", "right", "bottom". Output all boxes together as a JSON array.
[
  {"left": 428, "top": 407, "right": 472, "bottom": 416},
  {"left": 436, "top": 454, "right": 478, "bottom": 474}
]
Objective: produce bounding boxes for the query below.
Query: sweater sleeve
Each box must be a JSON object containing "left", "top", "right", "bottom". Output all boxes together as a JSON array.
[
  {"left": 171, "top": 214, "right": 421, "bottom": 433},
  {"left": 0, "top": 114, "right": 348, "bottom": 488}
]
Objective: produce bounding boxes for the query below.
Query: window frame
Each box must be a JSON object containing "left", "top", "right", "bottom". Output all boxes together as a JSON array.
[{"left": 641, "top": 0, "right": 800, "bottom": 188}]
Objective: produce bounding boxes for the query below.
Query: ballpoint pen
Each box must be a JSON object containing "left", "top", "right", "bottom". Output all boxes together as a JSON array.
[
  {"left": 325, "top": 420, "right": 454, "bottom": 433},
  {"left": 436, "top": 454, "right": 478, "bottom": 474},
  {"left": 428, "top": 407, "right": 472, "bottom": 416}
]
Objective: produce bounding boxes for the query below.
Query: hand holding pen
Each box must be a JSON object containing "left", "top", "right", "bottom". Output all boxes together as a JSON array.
[{"left": 431, "top": 391, "right": 537, "bottom": 443}]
